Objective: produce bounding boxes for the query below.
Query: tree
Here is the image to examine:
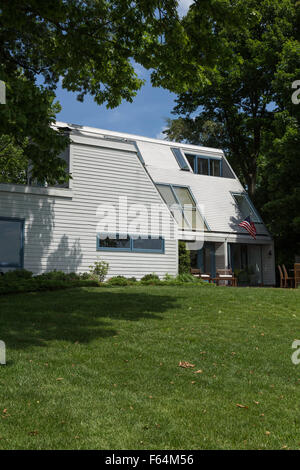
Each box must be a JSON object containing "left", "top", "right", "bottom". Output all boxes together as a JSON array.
[
  {"left": 178, "top": 240, "right": 191, "bottom": 274},
  {"left": 0, "top": 135, "right": 28, "bottom": 184},
  {"left": 255, "top": 26, "right": 300, "bottom": 264},
  {"left": 163, "top": 0, "right": 298, "bottom": 200},
  {"left": 163, "top": 0, "right": 300, "bottom": 264},
  {"left": 0, "top": 0, "right": 180, "bottom": 183}
]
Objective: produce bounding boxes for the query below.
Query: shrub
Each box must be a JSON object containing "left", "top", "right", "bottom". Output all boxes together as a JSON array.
[
  {"left": 163, "top": 273, "right": 175, "bottom": 282},
  {"left": 35, "top": 270, "right": 81, "bottom": 281},
  {"left": 79, "top": 272, "right": 91, "bottom": 280},
  {"left": 106, "top": 276, "right": 129, "bottom": 286},
  {"left": 178, "top": 241, "right": 191, "bottom": 274},
  {"left": 140, "top": 273, "right": 161, "bottom": 285},
  {"left": 0, "top": 278, "right": 99, "bottom": 296},
  {"left": 176, "top": 273, "right": 202, "bottom": 283},
  {"left": 1, "top": 269, "right": 33, "bottom": 280},
  {"left": 89, "top": 259, "right": 109, "bottom": 282}
]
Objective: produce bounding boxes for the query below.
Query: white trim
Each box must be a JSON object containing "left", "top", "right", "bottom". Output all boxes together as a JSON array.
[
  {"left": 178, "top": 230, "right": 272, "bottom": 244},
  {"left": 0, "top": 183, "right": 73, "bottom": 198},
  {"left": 70, "top": 134, "right": 137, "bottom": 152},
  {"left": 54, "top": 121, "right": 224, "bottom": 156}
]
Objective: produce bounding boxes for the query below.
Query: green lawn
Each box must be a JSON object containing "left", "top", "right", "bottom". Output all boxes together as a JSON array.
[{"left": 0, "top": 285, "right": 300, "bottom": 450}]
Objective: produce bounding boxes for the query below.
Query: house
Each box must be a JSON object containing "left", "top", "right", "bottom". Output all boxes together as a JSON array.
[{"left": 0, "top": 122, "right": 275, "bottom": 285}]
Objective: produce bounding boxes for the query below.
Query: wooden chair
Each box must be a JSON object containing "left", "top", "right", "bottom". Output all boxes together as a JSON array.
[
  {"left": 278, "top": 265, "right": 285, "bottom": 288},
  {"left": 282, "top": 264, "right": 295, "bottom": 288},
  {"left": 190, "top": 268, "right": 210, "bottom": 280},
  {"left": 294, "top": 263, "right": 300, "bottom": 288},
  {"left": 216, "top": 268, "right": 237, "bottom": 287}
]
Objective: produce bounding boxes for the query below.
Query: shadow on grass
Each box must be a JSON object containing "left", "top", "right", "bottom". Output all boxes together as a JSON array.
[{"left": 0, "top": 288, "right": 177, "bottom": 350}]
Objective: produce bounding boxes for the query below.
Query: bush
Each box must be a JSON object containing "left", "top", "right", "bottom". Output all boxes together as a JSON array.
[
  {"left": 140, "top": 273, "right": 161, "bottom": 284},
  {"left": 163, "top": 273, "right": 175, "bottom": 282},
  {"left": 0, "top": 278, "right": 99, "bottom": 296},
  {"left": 106, "top": 276, "right": 130, "bottom": 286},
  {"left": 178, "top": 241, "right": 191, "bottom": 274},
  {"left": 79, "top": 272, "right": 92, "bottom": 280},
  {"left": 36, "top": 270, "right": 80, "bottom": 281},
  {"left": 176, "top": 273, "right": 203, "bottom": 283},
  {"left": 1, "top": 269, "right": 33, "bottom": 280},
  {"left": 89, "top": 259, "right": 109, "bottom": 282}
]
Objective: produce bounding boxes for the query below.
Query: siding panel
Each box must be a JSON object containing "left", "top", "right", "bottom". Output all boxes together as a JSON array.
[{"left": 0, "top": 143, "right": 177, "bottom": 278}]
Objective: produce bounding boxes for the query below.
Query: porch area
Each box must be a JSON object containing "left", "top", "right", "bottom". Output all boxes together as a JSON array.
[{"left": 188, "top": 240, "right": 275, "bottom": 286}]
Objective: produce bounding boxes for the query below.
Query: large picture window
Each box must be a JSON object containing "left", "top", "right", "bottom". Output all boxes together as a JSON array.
[
  {"left": 97, "top": 234, "right": 164, "bottom": 253},
  {"left": 0, "top": 218, "right": 24, "bottom": 268}
]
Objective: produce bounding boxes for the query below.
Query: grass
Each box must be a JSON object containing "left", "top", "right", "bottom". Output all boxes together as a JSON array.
[{"left": 0, "top": 285, "right": 300, "bottom": 450}]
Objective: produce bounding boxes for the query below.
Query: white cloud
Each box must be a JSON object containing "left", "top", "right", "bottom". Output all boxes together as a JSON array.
[
  {"left": 177, "top": 0, "right": 194, "bottom": 17},
  {"left": 156, "top": 126, "right": 168, "bottom": 140}
]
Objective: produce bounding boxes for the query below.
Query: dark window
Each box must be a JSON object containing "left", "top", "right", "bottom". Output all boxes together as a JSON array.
[
  {"left": 0, "top": 218, "right": 24, "bottom": 267},
  {"left": 186, "top": 154, "right": 195, "bottom": 172},
  {"left": 184, "top": 153, "right": 222, "bottom": 176},
  {"left": 210, "top": 159, "right": 221, "bottom": 176},
  {"left": 98, "top": 234, "right": 131, "bottom": 250},
  {"left": 132, "top": 236, "right": 164, "bottom": 252},
  {"left": 197, "top": 158, "right": 209, "bottom": 175},
  {"left": 97, "top": 234, "right": 164, "bottom": 253}
]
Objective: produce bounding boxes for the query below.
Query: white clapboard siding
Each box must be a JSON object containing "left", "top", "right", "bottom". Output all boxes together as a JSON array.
[{"left": 0, "top": 141, "right": 178, "bottom": 278}]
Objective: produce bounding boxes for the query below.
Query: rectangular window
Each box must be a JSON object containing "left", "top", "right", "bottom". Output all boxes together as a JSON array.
[
  {"left": 186, "top": 154, "right": 195, "bottom": 172},
  {"left": 156, "top": 183, "right": 209, "bottom": 232},
  {"left": 171, "top": 148, "right": 190, "bottom": 171},
  {"left": 185, "top": 153, "right": 222, "bottom": 176},
  {"left": 210, "top": 159, "right": 221, "bottom": 176},
  {"left": 197, "top": 158, "right": 209, "bottom": 175},
  {"left": 98, "top": 234, "right": 131, "bottom": 250},
  {"left": 132, "top": 236, "right": 164, "bottom": 253},
  {"left": 232, "top": 193, "right": 262, "bottom": 223},
  {"left": 97, "top": 234, "right": 164, "bottom": 253},
  {"left": 0, "top": 218, "right": 24, "bottom": 268}
]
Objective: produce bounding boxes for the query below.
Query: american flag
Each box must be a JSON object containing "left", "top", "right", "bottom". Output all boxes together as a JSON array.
[{"left": 238, "top": 216, "right": 256, "bottom": 239}]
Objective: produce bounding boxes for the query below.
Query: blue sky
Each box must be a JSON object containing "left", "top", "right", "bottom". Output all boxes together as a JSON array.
[{"left": 55, "top": 1, "right": 194, "bottom": 139}]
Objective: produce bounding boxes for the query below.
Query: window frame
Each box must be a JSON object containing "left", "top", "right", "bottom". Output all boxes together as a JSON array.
[
  {"left": 0, "top": 217, "right": 25, "bottom": 268},
  {"left": 156, "top": 183, "right": 210, "bottom": 232},
  {"left": 184, "top": 153, "right": 222, "bottom": 177},
  {"left": 97, "top": 234, "right": 165, "bottom": 254},
  {"left": 171, "top": 147, "right": 191, "bottom": 171},
  {"left": 231, "top": 192, "right": 263, "bottom": 224}
]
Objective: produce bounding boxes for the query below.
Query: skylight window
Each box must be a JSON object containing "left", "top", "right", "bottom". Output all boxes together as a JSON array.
[
  {"left": 156, "top": 184, "right": 209, "bottom": 232},
  {"left": 171, "top": 148, "right": 190, "bottom": 171},
  {"left": 232, "top": 193, "right": 262, "bottom": 223}
]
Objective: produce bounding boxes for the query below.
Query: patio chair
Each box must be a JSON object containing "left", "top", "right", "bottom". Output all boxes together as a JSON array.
[
  {"left": 216, "top": 268, "right": 237, "bottom": 287},
  {"left": 294, "top": 263, "right": 300, "bottom": 288},
  {"left": 278, "top": 265, "right": 285, "bottom": 288},
  {"left": 282, "top": 264, "right": 295, "bottom": 288},
  {"left": 190, "top": 268, "right": 210, "bottom": 280}
]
